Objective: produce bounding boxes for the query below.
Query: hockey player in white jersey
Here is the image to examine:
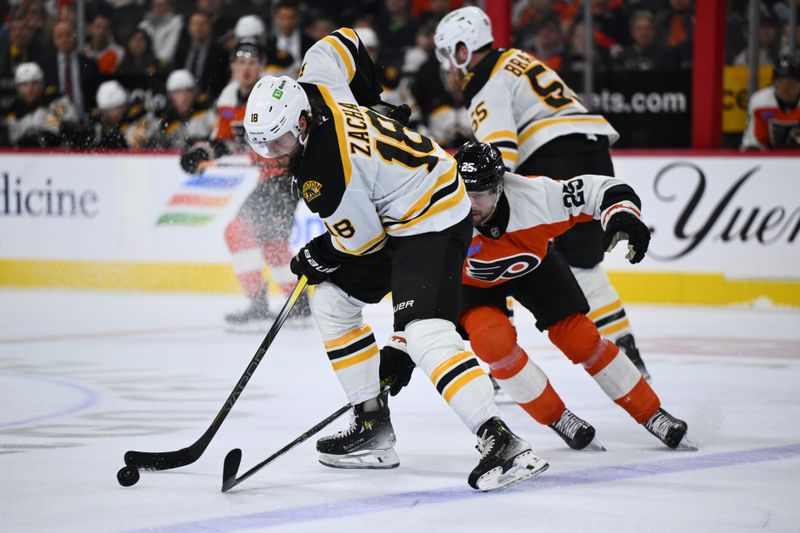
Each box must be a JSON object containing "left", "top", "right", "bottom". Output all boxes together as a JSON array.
[
  {"left": 243, "top": 28, "right": 548, "bottom": 491},
  {"left": 434, "top": 7, "right": 651, "bottom": 380}
]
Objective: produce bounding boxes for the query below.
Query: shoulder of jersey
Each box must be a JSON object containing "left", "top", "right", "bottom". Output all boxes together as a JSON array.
[
  {"left": 297, "top": 116, "right": 346, "bottom": 218},
  {"left": 462, "top": 48, "right": 523, "bottom": 107}
]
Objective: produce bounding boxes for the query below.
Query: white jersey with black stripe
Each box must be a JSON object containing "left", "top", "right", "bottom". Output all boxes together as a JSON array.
[
  {"left": 296, "top": 28, "right": 470, "bottom": 256},
  {"left": 463, "top": 48, "right": 619, "bottom": 171}
]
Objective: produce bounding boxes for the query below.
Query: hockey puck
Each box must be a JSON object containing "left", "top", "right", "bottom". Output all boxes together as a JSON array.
[{"left": 117, "top": 466, "right": 140, "bottom": 487}]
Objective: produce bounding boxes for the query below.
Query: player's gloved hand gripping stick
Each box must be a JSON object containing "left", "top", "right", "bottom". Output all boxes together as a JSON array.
[{"left": 117, "top": 277, "right": 309, "bottom": 487}]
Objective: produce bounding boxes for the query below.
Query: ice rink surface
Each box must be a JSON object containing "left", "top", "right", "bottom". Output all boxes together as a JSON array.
[{"left": 1, "top": 288, "right": 799, "bottom": 533}]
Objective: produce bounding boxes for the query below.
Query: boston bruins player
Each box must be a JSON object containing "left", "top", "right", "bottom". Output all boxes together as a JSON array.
[
  {"left": 434, "top": 7, "right": 650, "bottom": 380},
  {"left": 243, "top": 28, "right": 549, "bottom": 491},
  {"left": 455, "top": 141, "right": 694, "bottom": 451}
]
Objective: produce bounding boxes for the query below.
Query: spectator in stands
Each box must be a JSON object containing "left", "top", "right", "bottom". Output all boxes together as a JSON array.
[
  {"left": 89, "top": 79, "right": 156, "bottom": 149},
  {"left": 617, "top": 10, "right": 668, "bottom": 71},
  {"left": 196, "top": 0, "right": 237, "bottom": 40},
  {"left": 655, "top": 0, "right": 693, "bottom": 68},
  {"left": 138, "top": 0, "right": 184, "bottom": 66},
  {"left": 172, "top": 11, "right": 229, "bottom": 99},
  {"left": 562, "top": 20, "right": 611, "bottom": 73},
  {"left": 303, "top": 16, "right": 337, "bottom": 43},
  {"left": 272, "top": 0, "right": 314, "bottom": 68},
  {"left": 40, "top": 20, "right": 100, "bottom": 117},
  {"left": 513, "top": 0, "right": 560, "bottom": 51},
  {"left": 83, "top": 13, "right": 125, "bottom": 76},
  {"left": 115, "top": 28, "right": 166, "bottom": 97},
  {"left": 741, "top": 55, "right": 800, "bottom": 150},
  {"left": 0, "top": 16, "right": 43, "bottom": 80},
  {"left": 154, "top": 69, "right": 215, "bottom": 149},
  {"left": 376, "top": 0, "right": 419, "bottom": 78},
  {"left": 1, "top": 61, "right": 79, "bottom": 147},
  {"left": 20, "top": 0, "right": 54, "bottom": 53},
  {"left": 528, "top": 16, "right": 566, "bottom": 71},
  {"left": 734, "top": 13, "right": 782, "bottom": 67}
]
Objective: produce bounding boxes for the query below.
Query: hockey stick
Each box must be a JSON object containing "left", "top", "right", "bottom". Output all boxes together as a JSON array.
[
  {"left": 221, "top": 403, "right": 351, "bottom": 492},
  {"left": 122, "top": 276, "right": 309, "bottom": 472}
]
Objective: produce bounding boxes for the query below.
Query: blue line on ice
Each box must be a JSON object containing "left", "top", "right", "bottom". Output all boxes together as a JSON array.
[
  {"left": 126, "top": 443, "right": 800, "bottom": 533},
  {"left": 0, "top": 374, "right": 99, "bottom": 428}
]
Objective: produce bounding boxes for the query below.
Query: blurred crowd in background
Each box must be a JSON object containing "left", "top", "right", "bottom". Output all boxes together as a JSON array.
[{"left": 0, "top": 0, "right": 798, "bottom": 150}]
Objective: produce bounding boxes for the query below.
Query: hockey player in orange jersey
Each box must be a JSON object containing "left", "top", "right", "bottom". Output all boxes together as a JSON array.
[
  {"left": 741, "top": 55, "right": 800, "bottom": 150},
  {"left": 454, "top": 141, "right": 695, "bottom": 450}
]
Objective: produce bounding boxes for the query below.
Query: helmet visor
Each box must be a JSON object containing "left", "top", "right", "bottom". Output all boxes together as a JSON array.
[{"left": 249, "top": 130, "right": 299, "bottom": 158}]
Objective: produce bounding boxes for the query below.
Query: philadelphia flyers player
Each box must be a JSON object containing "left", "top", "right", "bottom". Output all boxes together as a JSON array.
[
  {"left": 434, "top": 6, "right": 650, "bottom": 380},
  {"left": 741, "top": 55, "right": 800, "bottom": 150},
  {"left": 243, "top": 28, "right": 549, "bottom": 491},
  {"left": 455, "top": 141, "right": 695, "bottom": 451}
]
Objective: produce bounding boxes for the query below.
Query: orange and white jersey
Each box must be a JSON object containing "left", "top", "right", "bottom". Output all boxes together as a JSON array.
[
  {"left": 211, "top": 80, "right": 246, "bottom": 142},
  {"left": 741, "top": 86, "right": 800, "bottom": 150},
  {"left": 462, "top": 48, "right": 619, "bottom": 170},
  {"left": 463, "top": 171, "right": 640, "bottom": 288},
  {"left": 296, "top": 28, "right": 470, "bottom": 256}
]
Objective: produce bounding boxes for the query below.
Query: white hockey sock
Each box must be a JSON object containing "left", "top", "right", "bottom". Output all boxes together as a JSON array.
[
  {"left": 571, "top": 264, "right": 632, "bottom": 342},
  {"left": 406, "top": 318, "right": 498, "bottom": 433},
  {"left": 311, "top": 282, "right": 380, "bottom": 405}
]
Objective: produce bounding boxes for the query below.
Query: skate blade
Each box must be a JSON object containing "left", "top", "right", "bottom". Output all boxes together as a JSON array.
[
  {"left": 319, "top": 448, "right": 400, "bottom": 470},
  {"left": 476, "top": 451, "right": 549, "bottom": 492},
  {"left": 581, "top": 438, "right": 606, "bottom": 452}
]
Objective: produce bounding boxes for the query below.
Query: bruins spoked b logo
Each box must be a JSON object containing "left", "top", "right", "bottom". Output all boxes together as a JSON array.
[{"left": 466, "top": 253, "right": 541, "bottom": 282}]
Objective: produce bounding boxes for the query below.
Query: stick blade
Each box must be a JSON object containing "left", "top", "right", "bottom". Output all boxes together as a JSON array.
[
  {"left": 124, "top": 447, "right": 198, "bottom": 471},
  {"left": 221, "top": 448, "right": 243, "bottom": 492}
]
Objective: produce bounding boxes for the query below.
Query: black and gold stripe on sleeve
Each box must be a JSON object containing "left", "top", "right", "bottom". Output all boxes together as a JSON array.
[
  {"left": 324, "top": 325, "right": 379, "bottom": 371},
  {"left": 429, "top": 351, "right": 486, "bottom": 403}
]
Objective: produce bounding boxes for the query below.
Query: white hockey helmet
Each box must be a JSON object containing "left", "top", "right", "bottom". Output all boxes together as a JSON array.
[
  {"left": 166, "top": 69, "right": 196, "bottom": 92},
  {"left": 244, "top": 75, "right": 311, "bottom": 158},
  {"left": 234, "top": 14, "right": 266, "bottom": 43},
  {"left": 434, "top": 6, "right": 493, "bottom": 73},
  {"left": 15, "top": 62, "right": 44, "bottom": 85},
  {"left": 96, "top": 80, "right": 128, "bottom": 110}
]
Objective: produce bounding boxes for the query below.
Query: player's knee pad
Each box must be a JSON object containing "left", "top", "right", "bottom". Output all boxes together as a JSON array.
[
  {"left": 548, "top": 313, "right": 603, "bottom": 365},
  {"left": 309, "top": 282, "right": 366, "bottom": 340},
  {"left": 224, "top": 218, "right": 257, "bottom": 251},
  {"left": 460, "top": 306, "right": 517, "bottom": 364}
]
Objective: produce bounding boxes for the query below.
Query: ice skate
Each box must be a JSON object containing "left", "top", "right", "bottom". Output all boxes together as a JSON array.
[
  {"left": 549, "top": 408, "right": 605, "bottom": 451},
  {"left": 317, "top": 393, "right": 399, "bottom": 469},
  {"left": 643, "top": 408, "right": 697, "bottom": 450},
  {"left": 224, "top": 289, "right": 273, "bottom": 332},
  {"left": 616, "top": 334, "right": 651, "bottom": 382},
  {"left": 468, "top": 417, "right": 549, "bottom": 491}
]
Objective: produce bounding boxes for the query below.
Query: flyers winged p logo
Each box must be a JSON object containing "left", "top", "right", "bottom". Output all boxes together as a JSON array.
[{"left": 466, "top": 253, "right": 541, "bottom": 282}]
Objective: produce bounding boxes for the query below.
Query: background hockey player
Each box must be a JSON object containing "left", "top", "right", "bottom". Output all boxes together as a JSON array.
[
  {"left": 180, "top": 38, "right": 307, "bottom": 329},
  {"left": 2, "top": 61, "right": 79, "bottom": 147},
  {"left": 243, "top": 27, "right": 548, "bottom": 491},
  {"left": 454, "top": 141, "right": 694, "bottom": 451},
  {"left": 741, "top": 55, "right": 800, "bottom": 150},
  {"left": 154, "top": 69, "right": 215, "bottom": 149},
  {"left": 434, "top": 6, "right": 651, "bottom": 380}
]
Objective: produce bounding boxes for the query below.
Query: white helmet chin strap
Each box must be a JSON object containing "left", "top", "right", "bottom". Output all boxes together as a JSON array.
[{"left": 451, "top": 46, "right": 472, "bottom": 76}]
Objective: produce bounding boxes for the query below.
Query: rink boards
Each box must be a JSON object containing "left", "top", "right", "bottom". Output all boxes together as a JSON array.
[{"left": 0, "top": 151, "right": 798, "bottom": 305}]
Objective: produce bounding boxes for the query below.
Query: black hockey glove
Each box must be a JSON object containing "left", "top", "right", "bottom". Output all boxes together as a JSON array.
[
  {"left": 180, "top": 143, "right": 213, "bottom": 174},
  {"left": 290, "top": 235, "right": 342, "bottom": 285},
  {"left": 379, "top": 333, "right": 415, "bottom": 396},
  {"left": 371, "top": 101, "right": 412, "bottom": 126},
  {"left": 603, "top": 211, "right": 651, "bottom": 264}
]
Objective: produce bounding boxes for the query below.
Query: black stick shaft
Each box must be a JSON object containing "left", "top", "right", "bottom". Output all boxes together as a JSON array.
[
  {"left": 222, "top": 403, "right": 351, "bottom": 492},
  {"left": 124, "top": 277, "right": 308, "bottom": 470}
]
